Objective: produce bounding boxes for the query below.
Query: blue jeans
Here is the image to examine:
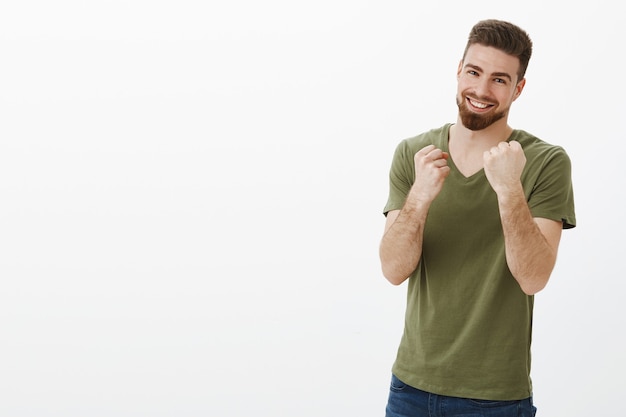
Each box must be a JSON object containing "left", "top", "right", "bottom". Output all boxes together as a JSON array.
[{"left": 386, "top": 374, "right": 537, "bottom": 417}]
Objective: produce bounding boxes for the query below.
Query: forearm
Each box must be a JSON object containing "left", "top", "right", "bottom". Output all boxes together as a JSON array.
[
  {"left": 497, "top": 186, "right": 558, "bottom": 295},
  {"left": 380, "top": 144, "right": 450, "bottom": 285},
  {"left": 379, "top": 198, "right": 430, "bottom": 285}
]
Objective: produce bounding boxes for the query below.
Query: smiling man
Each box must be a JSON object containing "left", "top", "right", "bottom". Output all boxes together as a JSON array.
[{"left": 380, "top": 20, "right": 576, "bottom": 417}]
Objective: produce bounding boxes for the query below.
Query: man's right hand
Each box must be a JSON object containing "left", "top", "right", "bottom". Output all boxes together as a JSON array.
[{"left": 410, "top": 144, "right": 450, "bottom": 203}]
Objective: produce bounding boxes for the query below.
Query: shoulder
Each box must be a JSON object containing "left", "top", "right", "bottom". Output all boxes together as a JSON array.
[
  {"left": 514, "top": 130, "right": 570, "bottom": 159},
  {"left": 397, "top": 124, "right": 451, "bottom": 153},
  {"left": 513, "top": 130, "right": 573, "bottom": 172}
]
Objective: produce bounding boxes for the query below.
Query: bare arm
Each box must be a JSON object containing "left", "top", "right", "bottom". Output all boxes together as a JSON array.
[
  {"left": 379, "top": 145, "right": 450, "bottom": 285},
  {"left": 499, "top": 194, "right": 562, "bottom": 294},
  {"left": 379, "top": 206, "right": 427, "bottom": 286},
  {"left": 484, "top": 141, "right": 563, "bottom": 295}
]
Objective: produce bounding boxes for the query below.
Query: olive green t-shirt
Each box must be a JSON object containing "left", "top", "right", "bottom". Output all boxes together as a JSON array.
[{"left": 383, "top": 124, "right": 576, "bottom": 400}]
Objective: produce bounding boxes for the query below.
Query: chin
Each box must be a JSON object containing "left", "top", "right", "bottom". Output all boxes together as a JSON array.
[{"left": 458, "top": 104, "right": 507, "bottom": 131}]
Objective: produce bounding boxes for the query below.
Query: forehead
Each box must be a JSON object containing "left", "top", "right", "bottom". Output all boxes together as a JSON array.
[{"left": 463, "top": 44, "right": 520, "bottom": 75}]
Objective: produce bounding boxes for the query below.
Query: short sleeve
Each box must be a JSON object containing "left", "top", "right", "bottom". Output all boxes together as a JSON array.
[
  {"left": 383, "top": 140, "right": 415, "bottom": 216},
  {"left": 527, "top": 147, "right": 576, "bottom": 229}
]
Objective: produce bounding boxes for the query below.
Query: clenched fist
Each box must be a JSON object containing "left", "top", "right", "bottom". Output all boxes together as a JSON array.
[
  {"left": 411, "top": 144, "right": 451, "bottom": 203},
  {"left": 483, "top": 140, "right": 526, "bottom": 195}
]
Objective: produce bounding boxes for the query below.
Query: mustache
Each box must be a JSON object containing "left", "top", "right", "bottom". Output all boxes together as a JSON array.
[{"left": 460, "top": 93, "right": 498, "bottom": 105}]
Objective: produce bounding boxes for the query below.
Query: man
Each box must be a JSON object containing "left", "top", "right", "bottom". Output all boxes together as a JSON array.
[{"left": 380, "top": 20, "right": 576, "bottom": 416}]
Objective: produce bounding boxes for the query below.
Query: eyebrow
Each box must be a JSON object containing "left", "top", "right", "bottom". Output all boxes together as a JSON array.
[{"left": 465, "top": 64, "right": 513, "bottom": 82}]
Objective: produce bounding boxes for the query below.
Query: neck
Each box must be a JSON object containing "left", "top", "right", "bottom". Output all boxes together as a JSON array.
[
  {"left": 447, "top": 118, "right": 514, "bottom": 178},
  {"left": 452, "top": 116, "right": 513, "bottom": 146}
]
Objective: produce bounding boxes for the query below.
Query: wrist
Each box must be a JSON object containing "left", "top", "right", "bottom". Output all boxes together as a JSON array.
[{"left": 495, "top": 183, "right": 525, "bottom": 206}]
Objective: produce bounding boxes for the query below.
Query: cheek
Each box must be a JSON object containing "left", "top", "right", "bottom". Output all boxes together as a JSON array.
[
  {"left": 456, "top": 79, "right": 469, "bottom": 93},
  {"left": 457, "top": 76, "right": 479, "bottom": 94},
  {"left": 506, "top": 90, "right": 519, "bottom": 103},
  {"left": 454, "top": 75, "right": 465, "bottom": 88}
]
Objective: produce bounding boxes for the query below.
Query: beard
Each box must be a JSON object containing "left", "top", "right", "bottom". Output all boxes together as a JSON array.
[{"left": 456, "top": 94, "right": 508, "bottom": 131}]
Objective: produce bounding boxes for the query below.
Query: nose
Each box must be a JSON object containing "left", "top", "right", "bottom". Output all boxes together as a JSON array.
[{"left": 474, "top": 77, "right": 491, "bottom": 98}]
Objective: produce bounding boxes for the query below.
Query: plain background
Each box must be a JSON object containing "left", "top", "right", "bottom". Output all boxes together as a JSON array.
[{"left": 1, "top": 1, "right": 624, "bottom": 416}]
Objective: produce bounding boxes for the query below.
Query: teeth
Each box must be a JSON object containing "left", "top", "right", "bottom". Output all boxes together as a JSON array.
[{"left": 470, "top": 99, "right": 488, "bottom": 109}]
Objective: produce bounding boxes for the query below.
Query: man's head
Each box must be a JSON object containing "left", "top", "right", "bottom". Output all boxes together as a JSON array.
[
  {"left": 456, "top": 20, "right": 533, "bottom": 131},
  {"left": 463, "top": 19, "right": 533, "bottom": 84}
]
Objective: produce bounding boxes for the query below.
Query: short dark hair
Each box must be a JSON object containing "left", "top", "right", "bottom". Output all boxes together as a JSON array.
[{"left": 462, "top": 19, "right": 533, "bottom": 82}]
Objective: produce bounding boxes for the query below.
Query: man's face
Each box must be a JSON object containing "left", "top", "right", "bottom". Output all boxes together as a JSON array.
[{"left": 456, "top": 44, "right": 525, "bottom": 131}]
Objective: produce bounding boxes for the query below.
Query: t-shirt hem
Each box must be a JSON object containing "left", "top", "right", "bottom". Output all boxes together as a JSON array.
[{"left": 391, "top": 368, "right": 532, "bottom": 401}]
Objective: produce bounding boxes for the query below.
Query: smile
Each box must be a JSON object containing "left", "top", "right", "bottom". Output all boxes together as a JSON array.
[{"left": 467, "top": 98, "right": 494, "bottom": 110}]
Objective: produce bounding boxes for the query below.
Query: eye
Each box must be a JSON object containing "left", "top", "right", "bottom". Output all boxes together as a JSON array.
[
  {"left": 494, "top": 78, "right": 507, "bottom": 84},
  {"left": 468, "top": 70, "right": 479, "bottom": 76}
]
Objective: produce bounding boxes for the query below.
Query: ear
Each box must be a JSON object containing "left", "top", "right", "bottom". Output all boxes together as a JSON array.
[
  {"left": 456, "top": 59, "right": 463, "bottom": 78},
  {"left": 513, "top": 78, "right": 526, "bottom": 101}
]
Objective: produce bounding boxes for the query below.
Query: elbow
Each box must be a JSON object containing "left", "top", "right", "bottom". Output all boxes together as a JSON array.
[
  {"left": 510, "top": 259, "right": 555, "bottom": 295},
  {"left": 379, "top": 244, "right": 414, "bottom": 286},
  {"left": 381, "top": 263, "right": 410, "bottom": 286},
  {"left": 384, "top": 273, "right": 408, "bottom": 286},
  {"left": 517, "top": 272, "right": 551, "bottom": 295},
  {"left": 519, "top": 282, "right": 546, "bottom": 296}
]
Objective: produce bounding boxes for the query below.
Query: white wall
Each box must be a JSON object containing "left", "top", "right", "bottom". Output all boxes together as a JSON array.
[{"left": 1, "top": 1, "right": 623, "bottom": 416}]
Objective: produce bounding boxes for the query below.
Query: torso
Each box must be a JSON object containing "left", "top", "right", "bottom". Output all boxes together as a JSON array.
[{"left": 448, "top": 123, "right": 513, "bottom": 178}]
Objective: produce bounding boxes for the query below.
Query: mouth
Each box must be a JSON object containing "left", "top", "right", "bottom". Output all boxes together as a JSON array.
[{"left": 466, "top": 97, "right": 494, "bottom": 112}]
